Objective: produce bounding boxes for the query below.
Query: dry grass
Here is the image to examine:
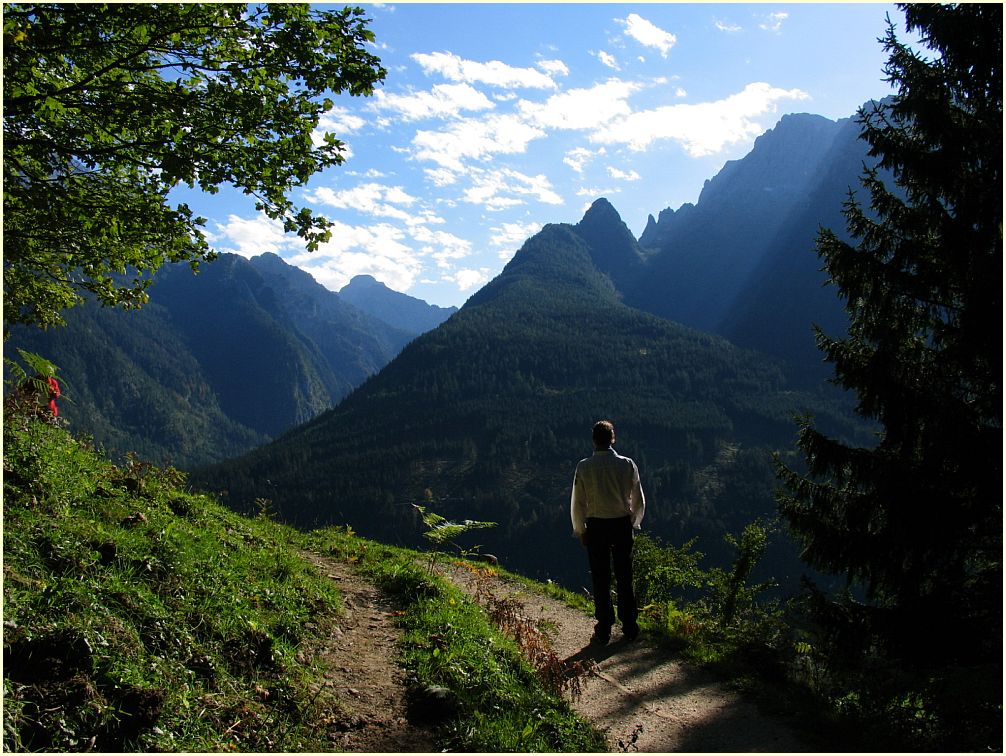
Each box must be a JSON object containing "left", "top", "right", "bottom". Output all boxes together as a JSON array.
[{"left": 456, "top": 561, "right": 590, "bottom": 702}]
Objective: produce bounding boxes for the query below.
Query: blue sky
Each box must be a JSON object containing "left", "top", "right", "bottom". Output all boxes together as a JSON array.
[{"left": 188, "top": 3, "right": 906, "bottom": 308}]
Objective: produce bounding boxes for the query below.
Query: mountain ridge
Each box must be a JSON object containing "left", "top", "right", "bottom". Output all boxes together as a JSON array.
[
  {"left": 339, "top": 273, "right": 458, "bottom": 334},
  {"left": 195, "top": 201, "right": 870, "bottom": 589},
  {"left": 4, "top": 253, "right": 449, "bottom": 466},
  {"left": 625, "top": 110, "right": 869, "bottom": 377}
]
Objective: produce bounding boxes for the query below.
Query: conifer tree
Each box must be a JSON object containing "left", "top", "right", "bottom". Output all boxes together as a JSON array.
[{"left": 777, "top": 4, "right": 1001, "bottom": 658}]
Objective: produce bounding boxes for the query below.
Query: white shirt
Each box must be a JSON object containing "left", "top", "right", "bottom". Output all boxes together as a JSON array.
[{"left": 570, "top": 447, "right": 645, "bottom": 536}]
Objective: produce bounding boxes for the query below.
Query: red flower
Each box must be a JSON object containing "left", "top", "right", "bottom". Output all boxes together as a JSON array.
[{"left": 46, "top": 377, "right": 60, "bottom": 416}]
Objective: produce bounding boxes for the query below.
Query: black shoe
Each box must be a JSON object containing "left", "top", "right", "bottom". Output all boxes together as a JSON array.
[
  {"left": 622, "top": 625, "right": 640, "bottom": 642},
  {"left": 590, "top": 627, "right": 611, "bottom": 646}
]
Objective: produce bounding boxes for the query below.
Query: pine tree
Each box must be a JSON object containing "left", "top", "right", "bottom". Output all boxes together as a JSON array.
[{"left": 777, "top": 4, "right": 1002, "bottom": 660}]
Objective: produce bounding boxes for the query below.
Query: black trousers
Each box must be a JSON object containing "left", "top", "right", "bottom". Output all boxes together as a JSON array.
[{"left": 584, "top": 516, "right": 638, "bottom": 630}]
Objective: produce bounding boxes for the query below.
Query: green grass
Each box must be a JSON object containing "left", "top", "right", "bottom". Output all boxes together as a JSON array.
[
  {"left": 3, "top": 411, "right": 346, "bottom": 751},
  {"left": 305, "top": 529, "right": 608, "bottom": 752},
  {"left": 3, "top": 410, "right": 605, "bottom": 752}
]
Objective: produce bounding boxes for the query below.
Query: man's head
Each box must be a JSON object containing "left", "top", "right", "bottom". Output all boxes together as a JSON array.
[{"left": 592, "top": 420, "right": 615, "bottom": 449}]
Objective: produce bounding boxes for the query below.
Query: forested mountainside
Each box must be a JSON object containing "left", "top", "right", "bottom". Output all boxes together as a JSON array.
[
  {"left": 4, "top": 253, "right": 447, "bottom": 467},
  {"left": 631, "top": 109, "right": 880, "bottom": 382},
  {"left": 194, "top": 202, "right": 872, "bottom": 590}
]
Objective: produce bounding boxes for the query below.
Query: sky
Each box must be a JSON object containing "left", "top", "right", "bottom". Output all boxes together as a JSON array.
[{"left": 182, "top": 3, "right": 907, "bottom": 309}]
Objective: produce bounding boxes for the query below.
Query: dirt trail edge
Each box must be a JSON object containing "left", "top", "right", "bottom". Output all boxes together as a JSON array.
[{"left": 444, "top": 564, "right": 813, "bottom": 753}]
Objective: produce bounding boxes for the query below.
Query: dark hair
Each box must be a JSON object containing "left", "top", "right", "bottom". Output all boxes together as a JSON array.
[{"left": 592, "top": 420, "right": 615, "bottom": 447}]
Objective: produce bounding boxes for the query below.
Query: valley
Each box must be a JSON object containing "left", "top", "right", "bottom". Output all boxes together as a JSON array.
[{"left": 6, "top": 105, "right": 883, "bottom": 591}]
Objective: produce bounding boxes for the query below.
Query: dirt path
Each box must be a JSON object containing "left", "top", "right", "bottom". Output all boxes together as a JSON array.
[
  {"left": 443, "top": 564, "right": 813, "bottom": 753},
  {"left": 303, "top": 551, "right": 811, "bottom": 752},
  {"left": 300, "top": 551, "right": 438, "bottom": 753}
]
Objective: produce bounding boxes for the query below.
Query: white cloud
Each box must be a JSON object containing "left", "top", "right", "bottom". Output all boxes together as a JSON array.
[
  {"left": 209, "top": 215, "right": 425, "bottom": 295},
  {"left": 424, "top": 167, "right": 460, "bottom": 187},
  {"left": 213, "top": 215, "right": 298, "bottom": 257},
  {"left": 309, "top": 182, "right": 415, "bottom": 209},
  {"left": 536, "top": 58, "right": 569, "bottom": 77},
  {"left": 411, "top": 225, "right": 473, "bottom": 269},
  {"left": 489, "top": 220, "right": 543, "bottom": 255},
  {"left": 412, "top": 51, "right": 557, "bottom": 89},
  {"left": 675, "top": 87, "right": 688, "bottom": 98},
  {"left": 448, "top": 268, "right": 492, "bottom": 291},
  {"left": 607, "top": 166, "right": 641, "bottom": 181},
  {"left": 563, "top": 147, "right": 594, "bottom": 174},
  {"left": 619, "top": 13, "right": 677, "bottom": 58},
  {"left": 411, "top": 114, "right": 546, "bottom": 171},
  {"left": 215, "top": 210, "right": 480, "bottom": 296},
  {"left": 576, "top": 186, "right": 617, "bottom": 198},
  {"left": 759, "top": 12, "right": 789, "bottom": 33},
  {"left": 347, "top": 168, "right": 387, "bottom": 178},
  {"left": 371, "top": 82, "right": 495, "bottom": 121},
  {"left": 287, "top": 221, "right": 423, "bottom": 293},
  {"left": 590, "top": 81, "right": 810, "bottom": 156},
  {"left": 715, "top": 19, "right": 743, "bottom": 33},
  {"left": 597, "top": 50, "right": 620, "bottom": 70},
  {"left": 462, "top": 167, "right": 563, "bottom": 211},
  {"left": 306, "top": 182, "right": 443, "bottom": 227},
  {"left": 518, "top": 79, "right": 640, "bottom": 131}
]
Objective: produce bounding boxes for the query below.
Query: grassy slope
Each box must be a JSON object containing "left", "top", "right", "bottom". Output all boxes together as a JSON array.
[{"left": 2, "top": 411, "right": 604, "bottom": 752}]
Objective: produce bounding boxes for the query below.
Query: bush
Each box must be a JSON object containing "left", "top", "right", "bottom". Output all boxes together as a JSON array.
[{"left": 632, "top": 523, "right": 786, "bottom": 664}]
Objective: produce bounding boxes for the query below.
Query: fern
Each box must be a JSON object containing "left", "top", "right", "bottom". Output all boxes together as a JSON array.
[{"left": 413, "top": 504, "right": 496, "bottom": 572}]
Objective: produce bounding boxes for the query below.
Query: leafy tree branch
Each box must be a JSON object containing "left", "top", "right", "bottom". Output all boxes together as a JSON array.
[{"left": 3, "top": 3, "right": 386, "bottom": 333}]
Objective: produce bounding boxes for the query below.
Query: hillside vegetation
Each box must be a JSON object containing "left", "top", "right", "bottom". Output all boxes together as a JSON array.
[
  {"left": 5, "top": 394, "right": 999, "bottom": 752},
  {"left": 2, "top": 407, "right": 603, "bottom": 752}
]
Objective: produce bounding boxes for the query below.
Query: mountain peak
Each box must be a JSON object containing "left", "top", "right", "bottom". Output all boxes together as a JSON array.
[
  {"left": 581, "top": 196, "right": 620, "bottom": 222},
  {"left": 340, "top": 275, "right": 456, "bottom": 334},
  {"left": 573, "top": 198, "right": 644, "bottom": 292},
  {"left": 345, "top": 274, "right": 382, "bottom": 290}
]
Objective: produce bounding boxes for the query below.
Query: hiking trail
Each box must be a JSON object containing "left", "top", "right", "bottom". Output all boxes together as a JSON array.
[{"left": 304, "top": 551, "right": 813, "bottom": 752}]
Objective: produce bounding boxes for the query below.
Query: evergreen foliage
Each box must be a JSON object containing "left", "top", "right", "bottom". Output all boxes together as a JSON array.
[
  {"left": 3, "top": 3, "right": 384, "bottom": 331},
  {"left": 777, "top": 2, "right": 1001, "bottom": 659},
  {"left": 775, "top": 5, "right": 1001, "bottom": 749}
]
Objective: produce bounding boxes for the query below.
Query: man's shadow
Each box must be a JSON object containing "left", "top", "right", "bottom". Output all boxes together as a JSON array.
[{"left": 561, "top": 640, "right": 626, "bottom": 678}]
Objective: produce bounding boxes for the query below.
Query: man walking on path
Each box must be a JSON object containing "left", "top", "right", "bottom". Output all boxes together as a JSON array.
[{"left": 570, "top": 420, "right": 645, "bottom": 645}]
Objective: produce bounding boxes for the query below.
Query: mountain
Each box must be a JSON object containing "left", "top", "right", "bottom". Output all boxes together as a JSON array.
[
  {"left": 573, "top": 197, "right": 648, "bottom": 293},
  {"left": 4, "top": 253, "right": 434, "bottom": 467},
  {"left": 715, "top": 114, "right": 876, "bottom": 377},
  {"left": 6, "top": 295, "right": 270, "bottom": 466},
  {"left": 339, "top": 274, "right": 457, "bottom": 334},
  {"left": 630, "top": 111, "right": 877, "bottom": 381},
  {"left": 194, "top": 202, "right": 870, "bottom": 589}
]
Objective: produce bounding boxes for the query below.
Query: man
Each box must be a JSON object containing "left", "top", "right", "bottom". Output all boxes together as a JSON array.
[{"left": 570, "top": 420, "right": 645, "bottom": 645}]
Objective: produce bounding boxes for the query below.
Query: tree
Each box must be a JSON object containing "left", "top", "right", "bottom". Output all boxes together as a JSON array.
[
  {"left": 776, "top": 4, "right": 1001, "bottom": 659},
  {"left": 3, "top": 3, "right": 385, "bottom": 332}
]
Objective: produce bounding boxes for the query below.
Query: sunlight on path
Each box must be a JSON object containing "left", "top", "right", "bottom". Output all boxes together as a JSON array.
[{"left": 444, "top": 563, "right": 810, "bottom": 753}]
